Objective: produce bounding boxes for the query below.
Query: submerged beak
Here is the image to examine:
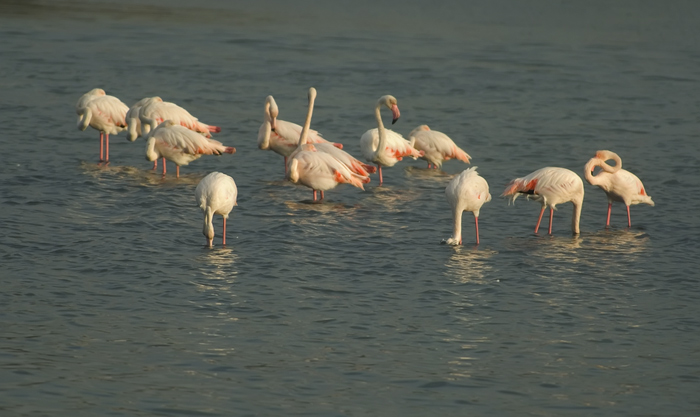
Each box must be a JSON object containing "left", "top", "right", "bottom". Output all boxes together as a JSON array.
[{"left": 391, "top": 104, "right": 400, "bottom": 125}]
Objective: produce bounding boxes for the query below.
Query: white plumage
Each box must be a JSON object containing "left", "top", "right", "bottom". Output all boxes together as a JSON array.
[
  {"left": 444, "top": 167, "right": 491, "bottom": 245},
  {"left": 195, "top": 172, "right": 238, "bottom": 248},
  {"left": 408, "top": 124, "right": 471, "bottom": 169},
  {"left": 138, "top": 97, "right": 220, "bottom": 138},
  {"left": 76, "top": 88, "right": 129, "bottom": 163}
]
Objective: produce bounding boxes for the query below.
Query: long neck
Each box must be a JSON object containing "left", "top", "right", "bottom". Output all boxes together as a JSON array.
[
  {"left": 145, "top": 137, "right": 159, "bottom": 161},
  {"left": 451, "top": 209, "right": 463, "bottom": 244},
  {"left": 298, "top": 94, "right": 315, "bottom": 147},
  {"left": 77, "top": 107, "right": 92, "bottom": 131},
  {"left": 203, "top": 206, "right": 214, "bottom": 247},
  {"left": 374, "top": 102, "right": 386, "bottom": 156},
  {"left": 264, "top": 101, "right": 272, "bottom": 123},
  {"left": 571, "top": 200, "right": 582, "bottom": 234},
  {"left": 127, "top": 116, "right": 141, "bottom": 141},
  {"left": 584, "top": 158, "right": 603, "bottom": 186}
]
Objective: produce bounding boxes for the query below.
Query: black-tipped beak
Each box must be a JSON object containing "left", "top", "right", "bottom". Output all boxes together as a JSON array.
[{"left": 392, "top": 117, "right": 399, "bottom": 125}]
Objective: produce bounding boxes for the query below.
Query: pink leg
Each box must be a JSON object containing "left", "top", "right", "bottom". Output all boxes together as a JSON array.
[
  {"left": 535, "top": 206, "right": 546, "bottom": 233},
  {"left": 320, "top": 191, "right": 325, "bottom": 200},
  {"left": 474, "top": 216, "right": 480, "bottom": 245},
  {"left": 99, "top": 132, "right": 104, "bottom": 162},
  {"left": 427, "top": 163, "right": 431, "bottom": 169},
  {"left": 222, "top": 217, "right": 226, "bottom": 246},
  {"left": 606, "top": 203, "right": 612, "bottom": 227},
  {"left": 313, "top": 190, "right": 317, "bottom": 201},
  {"left": 161, "top": 158, "right": 166, "bottom": 176},
  {"left": 626, "top": 205, "right": 631, "bottom": 227},
  {"left": 378, "top": 165, "right": 383, "bottom": 185},
  {"left": 176, "top": 166, "right": 180, "bottom": 178},
  {"left": 105, "top": 134, "right": 109, "bottom": 163},
  {"left": 548, "top": 207, "right": 554, "bottom": 235},
  {"left": 152, "top": 160, "right": 158, "bottom": 170}
]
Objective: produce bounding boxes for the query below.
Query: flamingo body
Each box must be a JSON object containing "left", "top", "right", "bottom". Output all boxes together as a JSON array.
[
  {"left": 146, "top": 120, "right": 235, "bottom": 177},
  {"left": 444, "top": 167, "right": 491, "bottom": 245},
  {"left": 139, "top": 97, "right": 220, "bottom": 138},
  {"left": 584, "top": 150, "right": 654, "bottom": 227},
  {"left": 502, "top": 167, "right": 584, "bottom": 235},
  {"left": 408, "top": 125, "right": 471, "bottom": 169},
  {"left": 195, "top": 172, "right": 238, "bottom": 248},
  {"left": 360, "top": 95, "right": 422, "bottom": 184},
  {"left": 76, "top": 88, "right": 129, "bottom": 162}
]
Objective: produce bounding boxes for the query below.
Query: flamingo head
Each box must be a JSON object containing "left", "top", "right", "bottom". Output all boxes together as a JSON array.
[
  {"left": 204, "top": 223, "right": 215, "bottom": 248},
  {"left": 378, "top": 95, "right": 400, "bottom": 124},
  {"left": 265, "top": 96, "right": 279, "bottom": 130}
]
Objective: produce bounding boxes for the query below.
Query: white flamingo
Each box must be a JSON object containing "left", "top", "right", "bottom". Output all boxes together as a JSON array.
[
  {"left": 195, "top": 172, "right": 238, "bottom": 248},
  {"left": 443, "top": 167, "right": 491, "bottom": 245},
  {"left": 502, "top": 167, "right": 584, "bottom": 235},
  {"left": 360, "top": 95, "right": 423, "bottom": 185},
  {"left": 257, "top": 95, "right": 343, "bottom": 174},
  {"left": 287, "top": 88, "right": 367, "bottom": 201},
  {"left": 408, "top": 125, "right": 471, "bottom": 169},
  {"left": 145, "top": 120, "right": 235, "bottom": 178},
  {"left": 76, "top": 88, "right": 129, "bottom": 163},
  {"left": 584, "top": 150, "right": 654, "bottom": 227},
  {"left": 139, "top": 97, "right": 221, "bottom": 138}
]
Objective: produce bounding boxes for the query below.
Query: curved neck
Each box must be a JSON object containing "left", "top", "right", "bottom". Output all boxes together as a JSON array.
[
  {"left": 374, "top": 101, "right": 386, "bottom": 156},
  {"left": 571, "top": 200, "right": 582, "bottom": 234},
  {"left": 298, "top": 94, "right": 315, "bottom": 147},
  {"left": 600, "top": 153, "right": 622, "bottom": 174},
  {"left": 145, "top": 137, "right": 158, "bottom": 161},
  {"left": 264, "top": 100, "right": 272, "bottom": 123},
  {"left": 451, "top": 209, "right": 463, "bottom": 244}
]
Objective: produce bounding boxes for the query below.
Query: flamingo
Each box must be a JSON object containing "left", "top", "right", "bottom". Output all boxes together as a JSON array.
[
  {"left": 145, "top": 120, "right": 236, "bottom": 178},
  {"left": 195, "top": 172, "right": 238, "bottom": 248},
  {"left": 584, "top": 150, "right": 654, "bottom": 227},
  {"left": 443, "top": 167, "right": 491, "bottom": 245},
  {"left": 139, "top": 97, "right": 221, "bottom": 138},
  {"left": 502, "top": 167, "right": 584, "bottom": 235},
  {"left": 408, "top": 125, "right": 471, "bottom": 169},
  {"left": 76, "top": 88, "right": 129, "bottom": 163},
  {"left": 287, "top": 88, "right": 367, "bottom": 201},
  {"left": 360, "top": 95, "right": 423, "bottom": 185},
  {"left": 125, "top": 97, "right": 154, "bottom": 142},
  {"left": 257, "top": 95, "right": 343, "bottom": 174}
]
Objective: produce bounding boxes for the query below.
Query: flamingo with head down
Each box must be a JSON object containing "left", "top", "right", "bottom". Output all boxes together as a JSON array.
[
  {"left": 195, "top": 171, "right": 238, "bottom": 248},
  {"left": 502, "top": 167, "right": 584, "bottom": 235},
  {"left": 408, "top": 124, "right": 471, "bottom": 169},
  {"left": 286, "top": 88, "right": 367, "bottom": 201},
  {"left": 360, "top": 95, "right": 423, "bottom": 185},
  {"left": 443, "top": 167, "right": 491, "bottom": 245},
  {"left": 76, "top": 88, "right": 129, "bottom": 164},
  {"left": 145, "top": 120, "right": 235, "bottom": 178},
  {"left": 584, "top": 150, "right": 654, "bottom": 227}
]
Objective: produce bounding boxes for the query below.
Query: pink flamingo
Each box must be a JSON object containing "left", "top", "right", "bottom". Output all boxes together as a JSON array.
[
  {"left": 287, "top": 88, "right": 367, "bottom": 201},
  {"left": 584, "top": 150, "right": 654, "bottom": 227},
  {"left": 195, "top": 172, "right": 238, "bottom": 248},
  {"left": 360, "top": 95, "right": 423, "bottom": 185},
  {"left": 139, "top": 97, "right": 221, "bottom": 138},
  {"left": 502, "top": 167, "right": 584, "bottom": 235},
  {"left": 76, "top": 88, "right": 129, "bottom": 164},
  {"left": 257, "top": 95, "right": 343, "bottom": 174},
  {"left": 408, "top": 125, "right": 471, "bottom": 169},
  {"left": 444, "top": 167, "right": 491, "bottom": 245},
  {"left": 145, "top": 120, "right": 235, "bottom": 178}
]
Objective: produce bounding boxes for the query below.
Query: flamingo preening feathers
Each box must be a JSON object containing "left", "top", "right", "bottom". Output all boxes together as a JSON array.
[
  {"left": 408, "top": 125, "right": 471, "bottom": 169},
  {"left": 76, "top": 88, "right": 129, "bottom": 164},
  {"left": 584, "top": 150, "right": 654, "bottom": 227}
]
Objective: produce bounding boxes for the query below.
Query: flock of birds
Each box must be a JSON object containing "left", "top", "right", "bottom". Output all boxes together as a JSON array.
[{"left": 75, "top": 87, "right": 655, "bottom": 248}]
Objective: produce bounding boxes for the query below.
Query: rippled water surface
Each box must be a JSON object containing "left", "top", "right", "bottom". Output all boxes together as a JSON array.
[{"left": 2, "top": 0, "right": 700, "bottom": 415}]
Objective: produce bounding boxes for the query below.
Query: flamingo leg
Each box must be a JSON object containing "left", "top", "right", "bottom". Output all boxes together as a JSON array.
[
  {"left": 152, "top": 159, "right": 158, "bottom": 170},
  {"left": 474, "top": 216, "right": 480, "bottom": 245},
  {"left": 313, "top": 190, "right": 317, "bottom": 201},
  {"left": 606, "top": 203, "right": 612, "bottom": 227},
  {"left": 99, "top": 132, "right": 104, "bottom": 162},
  {"left": 320, "top": 191, "right": 324, "bottom": 200},
  {"left": 427, "top": 163, "right": 431, "bottom": 169},
  {"left": 535, "top": 206, "right": 546, "bottom": 233},
  {"left": 378, "top": 165, "right": 383, "bottom": 185},
  {"left": 548, "top": 207, "right": 554, "bottom": 235},
  {"left": 222, "top": 217, "right": 226, "bottom": 246},
  {"left": 161, "top": 158, "right": 166, "bottom": 176},
  {"left": 176, "top": 166, "right": 180, "bottom": 178},
  {"left": 105, "top": 134, "right": 109, "bottom": 163},
  {"left": 626, "top": 205, "right": 631, "bottom": 227}
]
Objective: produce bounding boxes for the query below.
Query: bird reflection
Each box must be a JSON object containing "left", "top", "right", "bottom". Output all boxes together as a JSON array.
[
  {"left": 444, "top": 246, "right": 497, "bottom": 283},
  {"left": 404, "top": 165, "right": 453, "bottom": 183},
  {"left": 196, "top": 247, "right": 238, "bottom": 286},
  {"left": 80, "top": 161, "right": 206, "bottom": 186}
]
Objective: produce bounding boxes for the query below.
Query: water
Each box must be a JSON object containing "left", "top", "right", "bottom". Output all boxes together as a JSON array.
[{"left": 1, "top": 0, "right": 700, "bottom": 415}]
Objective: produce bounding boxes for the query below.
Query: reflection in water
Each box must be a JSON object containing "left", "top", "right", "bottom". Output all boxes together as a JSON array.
[
  {"left": 196, "top": 247, "right": 239, "bottom": 286},
  {"left": 80, "top": 161, "right": 206, "bottom": 187},
  {"left": 404, "top": 166, "right": 453, "bottom": 184},
  {"left": 444, "top": 246, "right": 498, "bottom": 283}
]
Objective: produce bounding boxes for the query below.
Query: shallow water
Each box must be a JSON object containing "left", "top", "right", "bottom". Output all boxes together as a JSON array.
[{"left": 1, "top": 0, "right": 700, "bottom": 415}]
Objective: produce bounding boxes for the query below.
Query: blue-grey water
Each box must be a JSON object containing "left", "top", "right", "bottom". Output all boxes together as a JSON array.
[{"left": 2, "top": 0, "right": 700, "bottom": 415}]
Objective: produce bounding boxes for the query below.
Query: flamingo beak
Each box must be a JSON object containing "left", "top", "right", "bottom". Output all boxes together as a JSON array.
[{"left": 391, "top": 105, "right": 400, "bottom": 125}]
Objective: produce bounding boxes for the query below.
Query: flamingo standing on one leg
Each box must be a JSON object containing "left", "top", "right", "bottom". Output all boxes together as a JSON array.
[
  {"left": 76, "top": 88, "right": 129, "bottom": 164},
  {"left": 408, "top": 125, "right": 471, "bottom": 169},
  {"left": 502, "top": 167, "right": 584, "bottom": 235},
  {"left": 195, "top": 172, "right": 238, "bottom": 248},
  {"left": 584, "top": 150, "right": 654, "bottom": 227},
  {"left": 257, "top": 95, "right": 343, "bottom": 174},
  {"left": 443, "top": 167, "right": 491, "bottom": 245},
  {"left": 286, "top": 88, "right": 367, "bottom": 201},
  {"left": 360, "top": 95, "right": 423, "bottom": 185},
  {"left": 145, "top": 120, "right": 235, "bottom": 178}
]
